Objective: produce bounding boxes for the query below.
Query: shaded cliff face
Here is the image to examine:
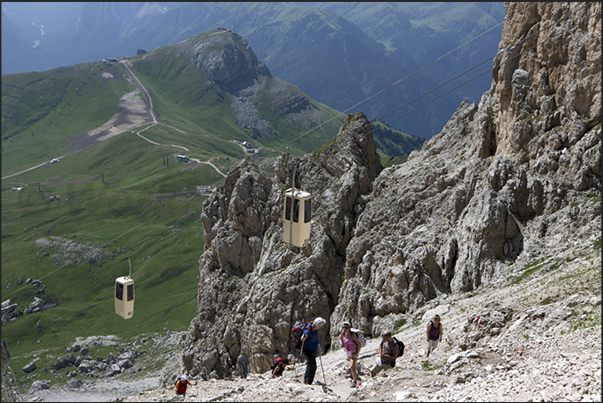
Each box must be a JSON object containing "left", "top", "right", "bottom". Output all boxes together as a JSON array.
[
  {"left": 180, "top": 2, "right": 600, "bottom": 379},
  {"left": 181, "top": 113, "right": 383, "bottom": 379},
  {"left": 332, "top": 1, "right": 600, "bottom": 339}
]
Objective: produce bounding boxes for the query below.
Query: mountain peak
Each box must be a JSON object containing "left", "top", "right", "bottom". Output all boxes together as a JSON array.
[{"left": 178, "top": 29, "right": 271, "bottom": 94}]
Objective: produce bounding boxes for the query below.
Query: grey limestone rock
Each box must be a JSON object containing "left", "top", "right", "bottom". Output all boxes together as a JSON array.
[{"left": 180, "top": 1, "right": 600, "bottom": 384}]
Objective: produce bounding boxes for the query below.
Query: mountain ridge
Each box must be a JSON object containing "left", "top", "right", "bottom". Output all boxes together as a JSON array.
[
  {"left": 1, "top": 2, "right": 504, "bottom": 138},
  {"left": 175, "top": 1, "right": 600, "bottom": 383}
]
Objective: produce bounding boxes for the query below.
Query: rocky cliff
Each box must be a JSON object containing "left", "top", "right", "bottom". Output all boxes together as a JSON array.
[{"left": 177, "top": 2, "right": 600, "bottom": 381}]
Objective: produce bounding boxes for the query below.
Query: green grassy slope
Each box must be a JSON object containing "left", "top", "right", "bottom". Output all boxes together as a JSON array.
[
  {"left": 1, "top": 130, "right": 215, "bottom": 380},
  {"left": 371, "top": 120, "right": 425, "bottom": 157},
  {"left": 1, "top": 30, "right": 423, "bottom": 388},
  {"left": 128, "top": 30, "right": 344, "bottom": 156},
  {"left": 1, "top": 62, "right": 136, "bottom": 174}
]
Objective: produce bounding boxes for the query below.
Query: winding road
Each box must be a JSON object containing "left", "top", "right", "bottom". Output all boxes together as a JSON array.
[{"left": 2, "top": 59, "right": 226, "bottom": 180}]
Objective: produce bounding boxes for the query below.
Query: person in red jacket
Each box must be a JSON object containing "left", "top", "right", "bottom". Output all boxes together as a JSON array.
[{"left": 174, "top": 374, "right": 197, "bottom": 395}]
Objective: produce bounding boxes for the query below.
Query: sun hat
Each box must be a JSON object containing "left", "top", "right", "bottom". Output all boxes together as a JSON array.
[
  {"left": 181, "top": 375, "right": 187, "bottom": 381},
  {"left": 343, "top": 321, "right": 351, "bottom": 327}
]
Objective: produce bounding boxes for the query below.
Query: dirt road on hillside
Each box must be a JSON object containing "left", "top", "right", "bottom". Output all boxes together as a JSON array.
[
  {"left": 3, "top": 60, "right": 227, "bottom": 180},
  {"left": 64, "top": 62, "right": 155, "bottom": 154}
]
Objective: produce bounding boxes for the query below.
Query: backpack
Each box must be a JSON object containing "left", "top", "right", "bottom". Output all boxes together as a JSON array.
[
  {"left": 174, "top": 377, "right": 183, "bottom": 389},
  {"left": 291, "top": 321, "right": 313, "bottom": 349},
  {"left": 270, "top": 357, "right": 283, "bottom": 370},
  {"left": 346, "top": 328, "right": 367, "bottom": 348},
  {"left": 392, "top": 337, "right": 405, "bottom": 359}
]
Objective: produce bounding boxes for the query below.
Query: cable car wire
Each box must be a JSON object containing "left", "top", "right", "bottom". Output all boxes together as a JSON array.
[
  {"left": 5, "top": 3, "right": 594, "bottom": 301},
  {"left": 3, "top": 193, "right": 203, "bottom": 300},
  {"left": 211, "top": 2, "right": 595, "bottom": 192},
  {"left": 279, "top": 6, "right": 521, "bottom": 150},
  {"left": 377, "top": 1, "right": 596, "bottom": 126}
]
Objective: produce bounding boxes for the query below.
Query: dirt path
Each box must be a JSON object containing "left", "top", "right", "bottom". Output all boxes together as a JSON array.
[
  {"left": 4, "top": 60, "right": 226, "bottom": 180},
  {"left": 117, "top": 242, "right": 600, "bottom": 402}
]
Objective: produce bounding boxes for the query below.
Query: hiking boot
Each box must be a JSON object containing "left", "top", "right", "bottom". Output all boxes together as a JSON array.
[
  {"left": 426, "top": 349, "right": 430, "bottom": 357},
  {"left": 351, "top": 382, "right": 357, "bottom": 388}
]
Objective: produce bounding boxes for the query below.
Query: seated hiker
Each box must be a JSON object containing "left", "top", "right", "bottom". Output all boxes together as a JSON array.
[
  {"left": 271, "top": 357, "right": 292, "bottom": 378},
  {"left": 370, "top": 331, "right": 398, "bottom": 378},
  {"left": 174, "top": 374, "right": 197, "bottom": 395}
]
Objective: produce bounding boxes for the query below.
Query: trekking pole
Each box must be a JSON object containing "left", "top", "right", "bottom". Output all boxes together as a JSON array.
[
  {"left": 295, "top": 339, "right": 304, "bottom": 379},
  {"left": 318, "top": 343, "right": 327, "bottom": 391}
]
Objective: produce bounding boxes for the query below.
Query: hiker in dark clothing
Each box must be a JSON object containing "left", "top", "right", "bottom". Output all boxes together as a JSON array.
[
  {"left": 300, "top": 317, "right": 326, "bottom": 385},
  {"left": 426, "top": 315, "right": 443, "bottom": 357}
]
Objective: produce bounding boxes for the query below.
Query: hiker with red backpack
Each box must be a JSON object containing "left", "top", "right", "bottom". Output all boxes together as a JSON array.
[
  {"left": 341, "top": 321, "right": 362, "bottom": 388},
  {"left": 174, "top": 374, "right": 197, "bottom": 395},
  {"left": 271, "top": 357, "right": 293, "bottom": 378},
  {"left": 299, "top": 317, "right": 326, "bottom": 385}
]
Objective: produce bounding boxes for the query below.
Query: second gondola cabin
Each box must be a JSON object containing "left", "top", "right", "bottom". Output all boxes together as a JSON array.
[
  {"left": 115, "top": 276, "right": 134, "bottom": 319},
  {"left": 283, "top": 188, "right": 311, "bottom": 247}
]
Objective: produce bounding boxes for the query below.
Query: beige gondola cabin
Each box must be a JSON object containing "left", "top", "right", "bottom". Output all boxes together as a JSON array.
[
  {"left": 283, "top": 188, "right": 312, "bottom": 247},
  {"left": 115, "top": 276, "right": 134, "bottom": 319}
]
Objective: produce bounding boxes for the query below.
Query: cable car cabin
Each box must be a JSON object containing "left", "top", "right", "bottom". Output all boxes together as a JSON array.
[
  {"left": 115, "top": 276, "right": 134, "bottom": 319},
  {"left": 283, "top": 188, "right": 312, "bottom": 247}
]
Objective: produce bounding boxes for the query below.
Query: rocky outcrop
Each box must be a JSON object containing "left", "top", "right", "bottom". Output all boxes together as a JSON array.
[
  {"left": 178, "top": 30, "right": 271, "bottom": 94},
  {"left": 166, "top": 29, "right": 340, "bottom": 142},
  {"left": 181, "top": 2, "right": 600, "bottom": 380},
  {"left": 330, "top": 1, "right": 600, "bottom": 339},
  {"left": 181, "top": 112, "right": 383, "bottom": 379}
]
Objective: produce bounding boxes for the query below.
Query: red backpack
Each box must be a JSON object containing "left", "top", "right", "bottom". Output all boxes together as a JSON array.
[
  {"left": 270, "top": 357, "right": 283, "bottom": 370},
  {"left": 291, "top": 321, "right": 314, "bottom": 349}
]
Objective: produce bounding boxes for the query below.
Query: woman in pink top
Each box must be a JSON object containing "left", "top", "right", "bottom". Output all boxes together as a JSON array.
[{"left": 341, "top": 321, "right": 362, "bottom": 388}]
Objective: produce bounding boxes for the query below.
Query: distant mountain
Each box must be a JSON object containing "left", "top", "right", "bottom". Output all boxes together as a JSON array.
[
  {"left": 302, "top": 2, "right": 505, "bottom": 105},
  {"left": 1, "top": 2, "right": 505, "bottom": 138},
  {"left": 127, "top": 29, "right": 345, "bottom": 154}
]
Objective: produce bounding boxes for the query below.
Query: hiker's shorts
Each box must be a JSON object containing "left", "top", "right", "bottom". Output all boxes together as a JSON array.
[
  {"left": 346, "top": 350, "right": 358, "bottom": 359},
  {"left": 371, "top": 358, "right": 394, "bottom": 375},
  {"left": 428, "top": 339, "right": 439, "bottom": 349}
]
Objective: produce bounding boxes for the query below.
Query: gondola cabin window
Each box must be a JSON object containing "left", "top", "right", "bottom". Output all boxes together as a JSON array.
[{"left": 283, "top": 188, "right": 311, "bottom": 247}]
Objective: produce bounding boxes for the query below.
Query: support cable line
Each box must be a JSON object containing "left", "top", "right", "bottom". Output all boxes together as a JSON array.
[
  {"left": 381, "top": 7, "right": 599, "bottom": 128},
  {"left": 3, "top": 193, "right": 203, "bottom": 300},
  {"left": 281, "top": 7, "right": 520, "bottom": 150},
  {"left": 212, "top": 2, "right": 595, "bottom": 192},
  {"left": 376, "top": 1, "right": 595, "bottom": 126},
  {"left": 4, "top": 4, "right": 596, "bottom": 300},
  {"left": 279, "top": 3, "right": 542, "bottom": 150}
]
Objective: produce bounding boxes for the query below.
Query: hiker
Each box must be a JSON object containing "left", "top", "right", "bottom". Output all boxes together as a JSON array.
[
  {"left": 271, "top": 357, "right": 292, "bottom": 378},
  {"left": 426, "top": 314, "right": 443, "bottom": 357},
  {"left": 174, "top": 374, "right": 197, "bottom": 395},
  {"left": 370, "top": 330, "right": 398, "bottom": 378},
  {"left": 341, "top": 321, "right": 361, "bottom": 388},
  {"left": 300, "top": 316, "right": 326, "bottom": 385}
]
